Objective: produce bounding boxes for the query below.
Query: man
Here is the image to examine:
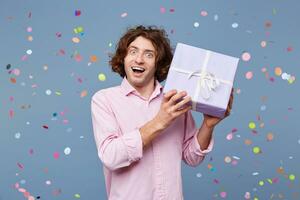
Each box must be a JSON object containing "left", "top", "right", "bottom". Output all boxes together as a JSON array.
[{"left": 91, "top": 25, "right": 233, "bottom": 200}]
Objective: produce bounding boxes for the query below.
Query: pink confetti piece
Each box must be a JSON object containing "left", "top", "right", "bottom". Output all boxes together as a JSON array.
[
  {"left": 160, "top": 7, "right": 166, "bottom": 13},
  {"left": 56, "top": 32, "right": 62, "bottom": 38},
  {"left": 21, "top": 55, "right": 28, "bottom": 61},
  {"left": 169, "top": 8, "right": 175, "bottom": 13},
  {"left": 200, "top": 10, "right": 208, "bottom": 16},
  {"left": 75, "top": 54, "right": 82, "bottom": 62},
  {"left": 53, "top": 152, "right": 60, "bottom": 159},
  {"left": 18, "top": 188, "right": 26, "bottom": 193}
]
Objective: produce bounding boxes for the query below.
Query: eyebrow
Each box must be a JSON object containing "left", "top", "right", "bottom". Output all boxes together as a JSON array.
[{"left": 128, "top": 45, "right": 155, "bottom": 53}]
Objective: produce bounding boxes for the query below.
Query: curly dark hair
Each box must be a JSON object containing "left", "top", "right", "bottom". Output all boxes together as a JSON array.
[{"left": 109, "top": 25, "right": 173, "bottom": 82}]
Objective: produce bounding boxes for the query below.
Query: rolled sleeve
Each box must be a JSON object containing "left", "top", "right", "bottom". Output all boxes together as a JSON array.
[
  {"left": 192, "top": 133, "right": 214, "bottom": 155},
  {"left": 91, "top": 91, "right": 143, "bottom": 171},
  {"left": 121, "top": 129, "right": 143, "bottom": 162}
]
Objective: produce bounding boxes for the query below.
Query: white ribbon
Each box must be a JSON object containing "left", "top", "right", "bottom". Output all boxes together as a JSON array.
[{"left": 171, "top": 50, "right": 232, "bottom": 110}]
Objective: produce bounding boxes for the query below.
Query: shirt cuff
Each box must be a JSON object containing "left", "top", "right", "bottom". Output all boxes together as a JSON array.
[
  {"left": 121, "top": 129, "right": 143, "bottom": 162},
  {"left": 193, "top": 133, "right": 214, "bottom": 156}
]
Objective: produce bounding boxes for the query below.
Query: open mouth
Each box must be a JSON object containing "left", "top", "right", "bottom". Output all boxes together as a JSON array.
[{"left": 131, "top": 66, "right": 145, "bottom": 73}]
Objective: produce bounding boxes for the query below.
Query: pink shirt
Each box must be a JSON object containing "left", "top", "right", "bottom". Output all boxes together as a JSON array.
[{"left": 91, "top": 77, "right": 214, "bottom": 200}]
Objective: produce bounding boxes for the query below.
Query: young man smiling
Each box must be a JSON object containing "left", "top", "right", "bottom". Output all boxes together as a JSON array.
[{"left": 91, "top": 25, "right": 233, "bottom": 200}]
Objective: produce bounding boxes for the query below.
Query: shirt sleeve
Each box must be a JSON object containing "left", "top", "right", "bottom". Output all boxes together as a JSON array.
[
  {"left": 181, "top": 110, "right": 214, "bottom": 167},
  {"left": 91, "top": 91, "right": 143, "bottom": 171}
]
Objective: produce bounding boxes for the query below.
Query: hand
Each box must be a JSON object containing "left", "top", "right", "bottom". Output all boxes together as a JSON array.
[
  {"left": 155, "top": 89, "right": 192, "bottom": 130},
  {"left": 203, "top": 88, "right": 234, "bottom": 129}
]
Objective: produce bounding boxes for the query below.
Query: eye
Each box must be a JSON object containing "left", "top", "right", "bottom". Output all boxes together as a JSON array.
[
  {"left": 129, "top": 49, "right": 137, "bottom": 55},
  {"left": 145, "top": 52, "right": 154, "bottom": 58}
]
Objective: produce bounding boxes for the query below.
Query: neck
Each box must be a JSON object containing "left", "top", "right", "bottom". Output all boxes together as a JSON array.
[{"left": 135, "top": 79, "right": 156, "bottom": 100}]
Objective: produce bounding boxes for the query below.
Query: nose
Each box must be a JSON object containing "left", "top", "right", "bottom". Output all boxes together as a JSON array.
[{"left": 134, "top": 52, "right": 144, "bottom": 64}]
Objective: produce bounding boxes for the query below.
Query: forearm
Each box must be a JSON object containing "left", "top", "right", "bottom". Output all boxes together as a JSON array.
[
  {"left": 197, "top": 122, "right": 214, "bottom": 151},
  {"left": 139, "top": 118, "right": 165, "bottom": 149}
]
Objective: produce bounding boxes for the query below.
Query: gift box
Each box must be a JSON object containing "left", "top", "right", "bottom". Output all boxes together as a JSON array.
[{"left": 163, "top": 43, "right": 239, "bottom": 118}]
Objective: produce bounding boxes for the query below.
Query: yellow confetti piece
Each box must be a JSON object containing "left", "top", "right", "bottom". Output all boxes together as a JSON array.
[
  {"left": 248, "top": 122, "right": 256, "bottom": 129},
  {"left": 98, "top": 73, "right": 106, "bottom": 81},
  {"left": 74, "top": 193, "right": 81, "bottom": 198},
  {"left": 258, "top": 180, "right": 264, "bottom": 186},
  {"left": 253, "top": 146, "right": 261, "bottom": 154},
  {"left": 267, "top": 178, "right": 273, "bottom": 184},
  {"left": 55, "top": 91, "right": 62, "bottom": 96},
  {"left": 289, "top": 174, "right": 295, "bottom": 181}
]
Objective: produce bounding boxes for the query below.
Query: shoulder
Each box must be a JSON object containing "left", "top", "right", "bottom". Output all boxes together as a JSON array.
[{"left": 91, "top": 85, "right": 121, "bottom": 103}]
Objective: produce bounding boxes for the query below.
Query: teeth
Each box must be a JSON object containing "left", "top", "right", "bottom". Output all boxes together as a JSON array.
[{"left": 131, "top": 66, "right": 145, "bottom": 72}]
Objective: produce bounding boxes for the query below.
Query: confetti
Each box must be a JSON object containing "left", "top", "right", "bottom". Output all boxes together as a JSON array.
[
  {"left": 53, "top": 152, "right": 60, "bottom": 159},
  {"left": 64, "top": 147, "right": 71, "bottom": 155},
  {"left": 45, "top": 89, "right": 52, "bottom": 95},
  {"left": 213, "top": 14, "right": 218, "bottom": 21},
  {"left": 121, "top": 12, "right": 128, "bottom": 18},
  {"left": 245, "top": 71, "right": 253, "bottom": 79},
  {"left": 90, "top": 55, "right": 98, "bottom": 62},
  {"left": 220, "top": 191, "right": 227, "bottom": 198},
  {"left": 232, "top": 22, "right": 238, "bottom": 28},
  {"left": 253, "top": 146, "right": 261, "bottom": 154},
  {"left": 80, "top": 90, "right": 87, "bottom": 98},
  {"left": 15, "top": 132, "right": 21, "bottom": 139},
  {"left": 27, "top": 27, "right": 32, "bottom": 32},
  {"left": 196, "top": 172, "right": 202, "bottom": 178},
  {"left": 260, "top": 40, "right": 267, "bottom": 48},
  {"left": 98, "top": 73, "right": 106, "bottom": 81},
  {"left": 241, "top": 52, "right": 251, "bottom": 61},
  {"left": 160, "top": 7, "right": 166, "bottom": 14},
  {"left": 200, "top": 10, "right": 208, "bottom": 16},
  {"left": 274, "top": 67, "right": 282, "bottom": 76},
  {"left": 26, "top": 49, "right": 32, "bottom": 55},
  {"left": 71, "top": 37, "right": 80, "bottom": 43},
  {"left": 75, "top": 10, "right": 81, "bottom": 16},
  {"left": 74, "top": 194, "right": 81, "bottom": 198},
  {"left": 289, "top": 174, "right": 295, "bottom": 181},
  {"left": 248, "top": 122, "right": 256, "bottom": 129},
  {"left": 194, "top": 22, "right": 199, "bottom": 28}
]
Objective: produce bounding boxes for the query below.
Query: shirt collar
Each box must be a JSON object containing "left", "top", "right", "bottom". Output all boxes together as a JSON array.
[{"left": 121, "top": 77, "right": 163, "bottom": 98}]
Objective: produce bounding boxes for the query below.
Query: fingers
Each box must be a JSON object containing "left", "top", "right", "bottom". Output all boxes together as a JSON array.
[
  {"left": 173, "top": 96, "right": 192, "bottom": 111},
  {"left": 225, "top": 89, "right": 234, "bottom": 116},
  {"left": 168, "top": 91, "right": 188, "bottom": 106},
  {"left": 163, "top": 89, "right": 177, "bottom": 103}
]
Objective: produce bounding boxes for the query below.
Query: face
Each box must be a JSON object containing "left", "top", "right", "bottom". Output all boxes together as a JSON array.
[{"left": 124, "top": 36, "right": 157, "bottom": 89}]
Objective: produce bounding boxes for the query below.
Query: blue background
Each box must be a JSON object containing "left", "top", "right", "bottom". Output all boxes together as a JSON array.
[{"left": 1, "top": 0, "right": 299, "bottom": 199}]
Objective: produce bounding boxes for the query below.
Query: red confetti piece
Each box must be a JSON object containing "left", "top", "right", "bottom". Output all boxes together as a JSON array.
[
  {"left": 287, "top": 46, "right": 293, "bottom": 52},
  {"left": 42, "top": 125, "right": 49, "bottom": 129},
  {"left": 9, "top": 109, "right": 14, "bottom": 118},
  {"left": 75, "top": 10, "right": 81, "bottom": 16},
  {"left": 17, "top": 162, "right": 24, "bottom": 169}
]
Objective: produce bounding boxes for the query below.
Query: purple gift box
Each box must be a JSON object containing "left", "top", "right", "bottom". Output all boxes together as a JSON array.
[{"left": 163, "top": 43, "right": 239, "bottom": 118}]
